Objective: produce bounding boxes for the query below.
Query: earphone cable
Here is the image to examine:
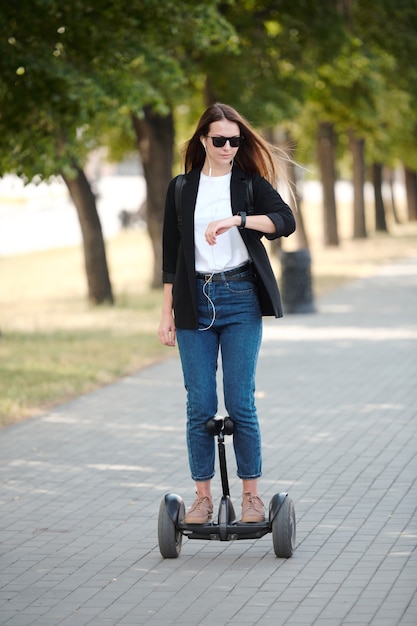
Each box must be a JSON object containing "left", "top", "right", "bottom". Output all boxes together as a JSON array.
[{"left": 198, "top": 274, "right": 216, "bottom": 331}]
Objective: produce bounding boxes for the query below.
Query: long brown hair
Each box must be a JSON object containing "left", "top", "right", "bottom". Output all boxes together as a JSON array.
[{"left": 182, "top": 103, "right": 287, "bottom": 187}]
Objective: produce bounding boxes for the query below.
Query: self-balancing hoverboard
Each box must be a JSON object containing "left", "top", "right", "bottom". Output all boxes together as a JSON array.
[{"left": 158, "top": 415, "right": 296, "bottom": 558}]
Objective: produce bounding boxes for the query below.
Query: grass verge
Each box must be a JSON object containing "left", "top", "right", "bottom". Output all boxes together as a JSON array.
[{"left": 0, "top": 327, "right": 166, "bottom": 426}]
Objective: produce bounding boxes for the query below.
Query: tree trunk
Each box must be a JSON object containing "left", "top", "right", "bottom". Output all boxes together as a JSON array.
[
  {"left": 62, "top": 163, "right": 113, "bottom": 305},
  {"left": 204, "top": 75, "right": 218, "bottom": 105},
  {"left": 384, "top": 168, "right": 401, "bottom": 224},
  {"left": 131, "top": 106, "right": 174, "bottom": 288},
  {"left": 372, "top": 162, "right": 388, "bottom": 232},
  {"left": 286, "top": 141, "right": 309, "bottom": 250},
  {"left": 265, "top": 127, "right": 309, "bottom": 250},
  {"left": 282, "top": 134, "right": 315, "bottom": 313},
  {"left": 349, "top": 129, "right": 367, "bottom": 239},
  {"left": 317, "top": 121, "right": 339, "bottom": 246},
  {"left": 404, "top": 166, "right": 417, "bottom": 221}
]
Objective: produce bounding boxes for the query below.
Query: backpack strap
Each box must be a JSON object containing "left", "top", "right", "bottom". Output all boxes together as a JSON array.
[
  {"left": 246, "top": 173, "right": 254, "bottom": 212},
  {"left": 175, "top": 174, "right": 185, "bottom": 232}
]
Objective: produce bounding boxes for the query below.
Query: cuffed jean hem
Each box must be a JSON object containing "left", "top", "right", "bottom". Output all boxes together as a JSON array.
[
  {"left": 190, "top": 472, "right": 216, "bottom": 482},
  {"left": 237, "top": 472, "right": 263, "bottom": 480}
]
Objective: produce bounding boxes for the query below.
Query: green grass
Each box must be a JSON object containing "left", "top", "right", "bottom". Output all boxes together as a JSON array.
[
  {"left": 0, "top": 230, "right": 170, "bottom": 426},
  {"left": 1, "top": 214, "right": 416, "bottom": 428},
  {"left": 0, "top": 326, "right": 167, "bottom": 427}
]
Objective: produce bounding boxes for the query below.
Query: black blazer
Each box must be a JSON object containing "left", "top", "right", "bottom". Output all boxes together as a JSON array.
[{"left": 162, "top": 164, "right": 296, "bottom": 329}]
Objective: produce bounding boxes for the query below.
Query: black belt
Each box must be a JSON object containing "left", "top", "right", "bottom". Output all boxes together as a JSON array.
[{"left": 196, "top": 263, "right": 253, "bottom": 282}]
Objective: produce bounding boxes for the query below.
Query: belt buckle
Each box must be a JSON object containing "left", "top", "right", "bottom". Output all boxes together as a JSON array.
[{"left": 204, "top": 273, "right": 212, "bottom": 282}]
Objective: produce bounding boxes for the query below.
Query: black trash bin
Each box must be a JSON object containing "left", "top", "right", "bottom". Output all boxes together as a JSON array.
[{"left": 280, "top": 249, "right": 316, "bottom": 314}]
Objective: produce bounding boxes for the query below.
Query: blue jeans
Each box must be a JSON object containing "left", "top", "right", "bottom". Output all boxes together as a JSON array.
[{"left": 176, "top": 266, "right": 263, "bottom": 482}]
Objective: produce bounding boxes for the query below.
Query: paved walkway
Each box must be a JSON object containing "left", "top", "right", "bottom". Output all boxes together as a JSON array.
[{"left": 1, "top": 256, "right": 416, "bottom": 626}]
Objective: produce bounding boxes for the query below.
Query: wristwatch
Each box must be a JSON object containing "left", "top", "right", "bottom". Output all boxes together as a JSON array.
[{"left": 237, "top": 211, "right": 246, "bottom": 229}]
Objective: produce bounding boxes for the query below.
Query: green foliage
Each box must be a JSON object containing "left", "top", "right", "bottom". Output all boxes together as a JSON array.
[
  {"left": 276, "top": 0, "right": 417, "bottom": 170},
  {"left": 203, "top": 0, "right": 349, "bottom": 126},
  {"left": 353, "top": 0, "right": 417, "bottom": 96},
  {"left": 0, "top": 0, "right": 416, "bottom": 181},
  {"left": 0, "top": 0, "right": 236, "bottom": 181}
]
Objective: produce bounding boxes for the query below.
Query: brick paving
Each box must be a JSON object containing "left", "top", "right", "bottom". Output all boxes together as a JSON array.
[{"left": 1, "top": 256, "right": 416, "bottom": 626}]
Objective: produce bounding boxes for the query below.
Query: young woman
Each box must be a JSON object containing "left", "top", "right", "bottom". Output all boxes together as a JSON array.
[{"left": 158, "top": 103, "right": 295, "bottom": 524}]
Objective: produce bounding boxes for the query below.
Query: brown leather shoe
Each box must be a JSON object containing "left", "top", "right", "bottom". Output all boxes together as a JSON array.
[
  {"left": 184, "top": 495, "right": 213, "bottom": 524},
  {"left": 241, "top": 492, "right": 265, "bottom": 523}
]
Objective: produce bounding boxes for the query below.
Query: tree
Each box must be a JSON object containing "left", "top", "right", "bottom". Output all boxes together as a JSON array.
[
  {"left": 298, "top": 1, "right": 417, "bottom": 242},
  {"left": 0, "top": 1, "right": 132, "bottom": 302},
  {"left": 404, "top": 169, "right": 417, "bottom": 221},
  {"left": 351, "top": 0, "right": 417, "bottom": 226},
  {"left": 0, "top": 1, "right": 236, "bottom": 297},
  {"left": 372, "top": 163, "right": 388, "bottom": 232},
  {"left": 317, "top": 122, "right": 339, "bottom": 246},
  {"left": 62, "top": 164, "right": 113, "bottom": 303},
  {"left": 349, "top": 130, "right": 366, "bottom": 238}
]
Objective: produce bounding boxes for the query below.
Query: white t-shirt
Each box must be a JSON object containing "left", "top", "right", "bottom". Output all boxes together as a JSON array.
[{"left": 194, "top": 172, "right": 250, "bottom": 272}]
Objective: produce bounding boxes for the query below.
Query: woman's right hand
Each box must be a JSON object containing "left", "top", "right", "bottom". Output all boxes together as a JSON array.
[{"left": 158, "top": 312, "right": 176, "bottom": 347}]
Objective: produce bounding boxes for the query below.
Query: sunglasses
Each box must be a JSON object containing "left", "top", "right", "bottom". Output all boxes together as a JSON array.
[{"left": 207, "top": 135, "right": 244, "bottom": 148}]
